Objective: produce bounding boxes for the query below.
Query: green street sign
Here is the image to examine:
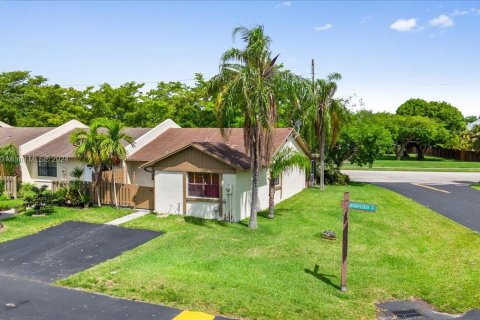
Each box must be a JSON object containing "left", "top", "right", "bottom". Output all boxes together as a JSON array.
[{"left": 348, "top": 202, "right": 377, "bottom": 212}]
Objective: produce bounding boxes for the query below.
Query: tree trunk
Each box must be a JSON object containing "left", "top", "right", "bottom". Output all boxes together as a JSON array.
[
  {"left": 249, "top": 132, "right": 259, "bottom": 230},
  {"left": 394, "top": 145, "right": 404, "bottom": 161},
  {"left": 94, "top": 167, "right": 102, "bottom": 207},
  {"left": 319, "top": 121, "right": 326, "bottom": 191},
  {"left": 267, "top": 176, "right": 275, "bottom": 219},
  {"left": 112, "top": 168, "right": 119, "bottom": 209}
]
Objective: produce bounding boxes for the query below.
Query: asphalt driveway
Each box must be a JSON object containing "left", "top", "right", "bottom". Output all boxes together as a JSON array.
[
  {"left": 344, "top": 170, "right": 480, "bottom": 233},
  {"left": 0, "top": 221, "right": 160, "bottom": 282},
  {"left": 0, "top": 221, "right": 231, "bottom": 320}
]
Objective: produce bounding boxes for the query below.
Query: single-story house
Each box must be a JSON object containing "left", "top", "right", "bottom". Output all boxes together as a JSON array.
[
  {"left": 128, "top": 127, "right": 310, "bottom": 221},
  {"left": 1, "top": 119, "right": 310, "bottom": 222}
]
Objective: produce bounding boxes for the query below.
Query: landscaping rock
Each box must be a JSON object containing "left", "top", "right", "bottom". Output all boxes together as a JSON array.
[{"left": 321, "top": 230, "right": 337, "bottom": 240}]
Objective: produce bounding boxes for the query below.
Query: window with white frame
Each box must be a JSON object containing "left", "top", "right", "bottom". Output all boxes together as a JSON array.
[{"left": 187, "top": 172, "right": 220, "bottom": 199}]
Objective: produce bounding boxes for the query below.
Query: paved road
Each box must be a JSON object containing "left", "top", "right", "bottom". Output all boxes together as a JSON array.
[
  {"left": 344, "top": 170, "right": 480, "bottom": 232},
  {"left": 343, "top": 170, "right": 480, "bottom": 184},
  {"left": 0, "top": 222, "right": 230, "bottom": 320}
]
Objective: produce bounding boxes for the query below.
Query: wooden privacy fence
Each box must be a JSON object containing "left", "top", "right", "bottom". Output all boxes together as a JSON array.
[
  {"left": 1, "top": 176, "right": 17, "bottom": 199},
  {"left": 52, "top": 178, "right": 154, "bottom": 210},
  {"left": 427, "top": 147, "right": 480, "bottom": 162},
  {"left": 99, "top": 168, "right": 125, "bottom": 184}
]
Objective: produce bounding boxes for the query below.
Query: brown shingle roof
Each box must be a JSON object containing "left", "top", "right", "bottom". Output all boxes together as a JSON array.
[
  {"left": 129, "top": 128, "right": 298, "bottom": 169},
  {"left": 0, "top": 127, "right": 54, "bottom": 147},
  {"left": 25, "top": 128, "right": 151, "bottom": 158}
]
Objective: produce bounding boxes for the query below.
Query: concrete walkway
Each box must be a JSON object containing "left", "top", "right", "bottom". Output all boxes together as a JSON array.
[{"left": 105, "top": 209, "right": 151, "bottom": 226}]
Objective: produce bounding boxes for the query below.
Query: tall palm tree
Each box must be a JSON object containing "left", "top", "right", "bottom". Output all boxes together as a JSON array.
[
  {"left": 268, "top": 147, "right": 310, "bottom": 219},
  {"left": 210, "top": 25, "right": 305, "bottom": 229},
  {"left": 100, "top": 120, "right": 134, "bottom": 209},
  {"left": 70, "top": 121, "right": 106, "bottom": 206},
  {"left": 302, "top": 74, "right": 347, "bottom": 190}
]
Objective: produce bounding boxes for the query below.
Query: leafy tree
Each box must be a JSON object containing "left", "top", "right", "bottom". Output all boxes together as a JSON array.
[
  {"left": 328, "top": 111, "right": 392, "bottom": 167},
  {"left": 412, "top": 119, "right": 449, "bottom": 160},
  {"left": 467, "top": 125, "right": 480, "bottom": 151},
  {"left": 268, "top": 147, "right": 310, "bottom": 219},
  {"left": 397, "top": 98, "right": 465, "bottom": 147},
  {"left": 100, "top": 120, "right": 134, "bottom": 208},
  {"left": 209, "top": 25, "right": 304, "bottom": 229},
  {"left": 70, "top": 121, "right": 106, "bottom": 206}
]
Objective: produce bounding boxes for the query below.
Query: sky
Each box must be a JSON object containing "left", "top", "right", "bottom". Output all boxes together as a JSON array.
[{"left": 1, "top": 1, "right": 479, "bottom": 116}]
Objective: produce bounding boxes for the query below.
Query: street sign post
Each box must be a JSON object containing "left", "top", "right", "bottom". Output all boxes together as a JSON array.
[
  {"left": 349, "top": 202, "right": 377, "bottom": 212},
  {"left": 339, "top": 193, "right": 377, "bottom": 292}
]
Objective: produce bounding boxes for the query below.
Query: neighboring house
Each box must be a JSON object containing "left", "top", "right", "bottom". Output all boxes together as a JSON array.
[
  {"left": 1, "top": 119, "right": 310, "bottom": 221},
  {"left": 129, "top": 127, "right": 310, "bottom": 221},
  {"left": 1, "top": 119, "right": 179, "bottom": 188},
  {"left": 23, "top": 126, "right": 151, "bottom": 187}
]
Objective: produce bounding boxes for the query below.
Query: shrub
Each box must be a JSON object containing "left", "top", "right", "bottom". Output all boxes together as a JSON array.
[
  {"left": 324, "top": 161, "right": 350, "bottom": 185},
  {"left": 24, "top": 185, "right": 53, "bottom": 215},
  {"left": 19, "top": 183, "right": 36, "bottom": 199}
]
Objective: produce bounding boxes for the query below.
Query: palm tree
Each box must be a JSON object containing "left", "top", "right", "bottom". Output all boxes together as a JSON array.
[
  {"left": 210, "top": 25, "right": 305, "bottom": 229},
  {"left": 302, "top": 74, "right": 347, "bottom": 190},
  {"left": 0, "top": 143, "right": 19, "bottom": 176},
  {"left": 100, "top": 120, "right": 134, "bottom": 209},
  {"left": 70, "top": 121, "right": 105, "bottom": 207},
  {"left": 268, "top": 147, "right": 310, "bottom": 219}
]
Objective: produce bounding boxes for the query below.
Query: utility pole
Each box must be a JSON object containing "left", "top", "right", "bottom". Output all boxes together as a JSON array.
[{"left": 312, "top": 59, "right": 325, "bottom": 190}]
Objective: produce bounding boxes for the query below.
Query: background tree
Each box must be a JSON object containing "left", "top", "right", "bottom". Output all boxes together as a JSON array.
[
  {"left": 328, "top": 111, "right": 392, "bottom": 168},
  {"left": 268, "top": 147, "right": 310, "bottom": 219},
  {"left": 100, "top": 120, "right": 134, "bottom": 209},
  {"left": 396, "top": 98, "right": 465, "bottom": 147},
  {"left": 209, "top": 25, "right": 304, "bottom": 229}
]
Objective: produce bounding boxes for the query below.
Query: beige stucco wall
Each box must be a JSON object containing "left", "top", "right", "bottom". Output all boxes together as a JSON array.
[
  {"left": 27, "top": 158, "right": 92, "bottom": 188},
  {"left": 126, "top": 161, "right": 154, "bottom": 187}
]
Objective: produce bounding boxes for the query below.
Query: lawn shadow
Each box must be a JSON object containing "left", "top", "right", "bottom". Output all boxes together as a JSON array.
[
  {"left": 304, "top": 264, "right": 340, "bottom": 290},
  {"left": 348, "top": 181, "right": 367, "bottom": 187},
  {"left": 184, "top": 216, "right": 230, "bottom": 228}
]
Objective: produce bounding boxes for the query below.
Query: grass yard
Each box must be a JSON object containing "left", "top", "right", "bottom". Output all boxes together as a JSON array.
[
  {"left": 343, "top": 154, "right": 480, "bottom": 172},
  {"left": 58, "top": 185, "right": 480, "bottom": 320},
  {"left": 472, "top": 184, "right": 480, "bottom": 191},
  {"left": 0, "top": 206, "right": 132, "bottom": 243}
]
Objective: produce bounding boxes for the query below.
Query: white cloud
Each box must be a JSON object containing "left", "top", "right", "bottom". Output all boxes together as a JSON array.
[
  {"left": 314, "top": 24, "right": 333, "bottom": 31},
  {"left": 429, "top": 14, "right": 454, "bottom": 28},
  {"left": 451, "top": 9, "right": 469, "bottom": 16},
  {"left": 471, "top": 7, "right": 480, "bottom": 15},
  {"left": 275, "top": 1, "right": 291, "bottom": 8},
  {"left": 390, "top": 18, "right": 417, "bottom": 32}
]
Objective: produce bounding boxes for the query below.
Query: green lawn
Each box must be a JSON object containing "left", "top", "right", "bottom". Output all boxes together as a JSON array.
[
  {"left": 472, "top": 184, "right": 480, "bottom": 191},
  {"left": 0, "top": 206, "right": 133, "bottom": 243},
  {"left": 58, "top": 185, "right": 480, "bottom": 320},
  {"left": 343, "top": 154, "right": 480, "bottom": 172}
]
